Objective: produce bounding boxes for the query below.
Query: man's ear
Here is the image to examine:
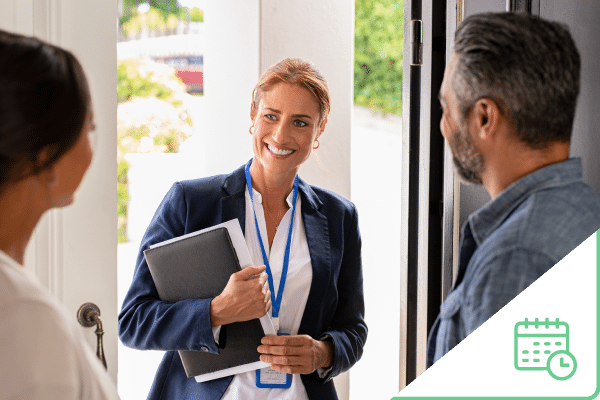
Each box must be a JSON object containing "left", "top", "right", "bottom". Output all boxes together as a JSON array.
[{"left": 470, "top": 98, "right": 500, "bottom": 141}]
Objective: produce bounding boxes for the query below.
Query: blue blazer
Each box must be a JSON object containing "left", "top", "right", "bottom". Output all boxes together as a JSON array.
[{"left": 118, "top": 165, "right": 367, "bottom": 400}]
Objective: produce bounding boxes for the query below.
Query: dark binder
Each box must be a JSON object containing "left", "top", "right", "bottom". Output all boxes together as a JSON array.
[{"left": 143, "top": 227, "right": 266, "bottom": 379}]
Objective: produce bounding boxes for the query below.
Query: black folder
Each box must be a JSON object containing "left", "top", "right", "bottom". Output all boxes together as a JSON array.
[{"left": 143, "top": 227, "right": 266, "bottom": 379}]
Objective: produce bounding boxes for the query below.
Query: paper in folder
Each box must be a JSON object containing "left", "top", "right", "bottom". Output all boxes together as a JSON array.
[{"left": 144, "top": 219, "right": 275, "bottom": 382}]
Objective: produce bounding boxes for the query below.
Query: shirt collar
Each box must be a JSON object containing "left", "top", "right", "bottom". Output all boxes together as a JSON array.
[
  {"left": 0, "top": 249, "right": 22, "bottom": 271},
  {"left": 467, "top": 157, "right": 584, "bottom": 246},
  {"left": 250, "top": 187, "right": 295, "bottom": 208},
  {"left": 227, "top": 163, "right": 321, "bottom": 210}
]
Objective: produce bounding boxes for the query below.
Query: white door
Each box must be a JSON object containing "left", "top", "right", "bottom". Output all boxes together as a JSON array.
[{"left": 0, "top": 0, "right": 119, "bottom": 382}]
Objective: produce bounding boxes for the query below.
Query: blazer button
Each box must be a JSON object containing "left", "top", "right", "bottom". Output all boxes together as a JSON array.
[{"left": 200, "top": 346, "right": 209, "bottom": 352}]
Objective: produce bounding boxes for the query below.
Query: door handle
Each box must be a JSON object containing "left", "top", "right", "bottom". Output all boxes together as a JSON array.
[{"left": 77, "top": 302, "right": 107, "bottom": 369}]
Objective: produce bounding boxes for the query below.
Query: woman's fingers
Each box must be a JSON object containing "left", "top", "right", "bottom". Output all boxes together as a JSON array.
[
  {"left": 257, "top": 335, "right": 324, "bottom": 375},
  {"left": 210, "top": 265, "right": 272, "bottom": 326},
  {"left": 233, "top": 264, "right": 266, "bottom": 281}
]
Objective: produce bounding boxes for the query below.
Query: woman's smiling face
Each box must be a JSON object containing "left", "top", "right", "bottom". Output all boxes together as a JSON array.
[{"left": 250, "top": 82, "right": 326, "bottom": 180}]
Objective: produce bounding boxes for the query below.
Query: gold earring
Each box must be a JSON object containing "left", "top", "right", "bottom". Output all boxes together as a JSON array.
[
  {"left": 249, "top": 126, "right": 254, "bottom": 135},
  {"left": 313, "top": 139, "right": 320, "bottom": 150}
]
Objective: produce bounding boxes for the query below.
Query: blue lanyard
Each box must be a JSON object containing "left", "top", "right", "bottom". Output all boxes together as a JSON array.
[{"left": 244, "top": 159, "right": 299, "bottom": 320}]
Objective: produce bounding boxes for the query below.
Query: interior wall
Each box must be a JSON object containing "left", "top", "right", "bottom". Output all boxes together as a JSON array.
[
  {"left": 540, "top": 1, "right": 600, "bottom": 195},
  {"left": 464, "top": 0, "right": 505, "bottom": 16}
]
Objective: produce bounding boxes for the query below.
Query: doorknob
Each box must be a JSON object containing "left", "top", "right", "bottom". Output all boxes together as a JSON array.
[{"left": 77, "top": 302, "right": 107, "bottom": 369}]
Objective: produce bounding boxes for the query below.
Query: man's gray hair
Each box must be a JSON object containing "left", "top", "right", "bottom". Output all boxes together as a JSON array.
[{"left": 453, "top": 12, "right": 580, "bottom": 148}]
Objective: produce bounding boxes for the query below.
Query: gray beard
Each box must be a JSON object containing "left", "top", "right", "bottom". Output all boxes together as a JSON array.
[
  {"left": 451, "top": 127, "right": 484, "bottom": 185},
  {"left": 453, "top": 155, "right": 483, "bottom": 185}
]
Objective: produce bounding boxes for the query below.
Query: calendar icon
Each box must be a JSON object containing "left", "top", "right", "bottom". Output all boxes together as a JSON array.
[{"left": 514, "top": 318, "right": 577, "bottom": 380}]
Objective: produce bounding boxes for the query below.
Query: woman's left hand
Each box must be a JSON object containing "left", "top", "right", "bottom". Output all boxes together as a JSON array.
[{"left": 257, "top": 334, "right": 334, "bottom": 375}]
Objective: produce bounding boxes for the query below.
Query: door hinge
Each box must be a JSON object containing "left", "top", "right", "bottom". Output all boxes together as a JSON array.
[{"left": 411, "top": 19, "right": 423, "bottom": 66}]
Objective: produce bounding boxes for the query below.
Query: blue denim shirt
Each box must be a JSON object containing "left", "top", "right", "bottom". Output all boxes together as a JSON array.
[{"left": 426, "top": 158, "right": 600, "bottom": 367}]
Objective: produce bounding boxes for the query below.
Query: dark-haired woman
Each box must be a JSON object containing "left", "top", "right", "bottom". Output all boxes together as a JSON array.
[
  {"left": 0, "top": 30, "right": 119, "bottom": 399},
  {"left": 119, "top": 58, "right": 367, "bottom": 400}
]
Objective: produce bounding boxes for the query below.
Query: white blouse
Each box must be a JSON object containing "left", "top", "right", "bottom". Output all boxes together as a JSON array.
[
  {"left": 0, "top": 250, "right": 120, "bottom": 400},
  {"left": 220, "top": 186, "right": 313, "bottom": 400}
]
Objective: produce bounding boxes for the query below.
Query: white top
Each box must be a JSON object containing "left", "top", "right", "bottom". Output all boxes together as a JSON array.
[
  {"left": 220, "top": 187, "right": 313, "bottom": 400},
  {"left": 0, "top": 251, "right": 120, "bottom": 400}
]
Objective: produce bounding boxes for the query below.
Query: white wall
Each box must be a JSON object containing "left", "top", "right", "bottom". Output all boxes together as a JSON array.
[
  {"left": 203, "top": 1, "right": 260, "bottom": 176},
  {"left": 260, "top": 0, "right": 354, "bottom": 199}
]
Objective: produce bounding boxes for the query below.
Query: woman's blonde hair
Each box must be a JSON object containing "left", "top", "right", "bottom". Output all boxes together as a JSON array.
[{"left": 251, "top": 58, "right": 330, "bottom": 125}]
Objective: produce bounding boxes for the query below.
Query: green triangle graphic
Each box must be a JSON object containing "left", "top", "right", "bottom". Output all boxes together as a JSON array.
[{"left": 394, "top": 230, "right": 600, "bottom": 400}]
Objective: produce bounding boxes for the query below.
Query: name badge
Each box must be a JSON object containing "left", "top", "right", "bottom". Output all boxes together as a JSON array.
[
  {"left": 256, "top": 366, "right": 292, "bottom": 389},
  {"left": 256, "top": 333, "right": 292, "bottom": 389}
]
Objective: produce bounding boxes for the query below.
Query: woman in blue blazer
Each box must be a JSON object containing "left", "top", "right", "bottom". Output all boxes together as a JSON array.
[{"left": 118, "top": 58, "right": 367, "bottom": 400}]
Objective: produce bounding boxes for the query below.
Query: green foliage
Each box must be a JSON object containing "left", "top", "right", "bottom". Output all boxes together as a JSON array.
[
  {"left": 355, "top": 0, "right": 404, "bottom": 115},
  {"left": 121, "top": 0, "right": 181, "bottom": 26},
  {"left": 117, "top": 158, "right": 129, "bottom": 243},
  {"left": 189, "top": 8, "right": 204, "bottom": 22},
  {"left": 154, "top": 130, "right": 180, "bottom": 153},
  {"left": 116, "top": 58, "right": 191, "bottom": 243},
  {"left": 120, "top": 1, "right": 203, "bottom": 30},
  {"left": 117, "top": 59, "right": 173, "bottom": 102}
]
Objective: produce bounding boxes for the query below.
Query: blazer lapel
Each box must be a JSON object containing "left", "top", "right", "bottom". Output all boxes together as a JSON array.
[
  {"left": 297, "top": 179, "right": 332, "bottom": 338},
  {"left": 220, "top": 165, "right": 247, "bottom": 235}
]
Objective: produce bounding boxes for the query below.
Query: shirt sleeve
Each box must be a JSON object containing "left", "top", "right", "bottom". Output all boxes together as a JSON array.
[
  {"left": 315, "top": 334, "right": 334, "bottom": 379},
  {"left": 212, "top": 326, "right": 222, "bottom": 345},
  {"left": 462, "top": 247, "right": 556, "bottom": 335}
]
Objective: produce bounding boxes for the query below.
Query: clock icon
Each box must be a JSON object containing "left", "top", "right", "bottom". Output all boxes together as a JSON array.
[{"left": 547, "top": 350, "right": 577, "bottom": 380}]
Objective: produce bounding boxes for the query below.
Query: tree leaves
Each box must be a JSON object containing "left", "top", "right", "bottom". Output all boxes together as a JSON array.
[{"left": 355, "top": 0, "right": 404, "bottom": 115}]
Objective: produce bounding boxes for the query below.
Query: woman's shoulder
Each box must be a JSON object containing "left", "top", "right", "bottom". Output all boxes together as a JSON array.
[
  {"left": 302, "top": 182, "right": 356, "bottom": 214},
  {"left": 0, "top": 255, "right": 51, "bottom": 308},
  {"left": 0, "top": 256, "right": 86, "bottom": 365},
  {"left": 175, "top": 173, "right": 229, "bottom": 196},
  {"left": 170, "top": 165, "right": 246, "bottom": 200}
]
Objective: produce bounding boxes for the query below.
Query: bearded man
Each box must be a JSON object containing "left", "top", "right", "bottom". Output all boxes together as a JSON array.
[{"left": 427, "top": 12, "right": 600, "bottom": 366}]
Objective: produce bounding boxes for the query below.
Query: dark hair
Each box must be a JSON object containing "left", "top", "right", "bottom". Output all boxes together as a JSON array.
[
  {"left": 251, "top": 58, "right": 330, "bottom": 125},
  {"left": 453, "top": 12, "right": 580, "bottom": 148},
  {"left": 0, "top": 29, "right": 92, "bottom": 190}
]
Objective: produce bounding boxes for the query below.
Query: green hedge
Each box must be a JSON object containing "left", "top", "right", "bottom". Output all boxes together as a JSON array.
[{"left": 355, "top": 0, "right": 404, "bottom": 115}]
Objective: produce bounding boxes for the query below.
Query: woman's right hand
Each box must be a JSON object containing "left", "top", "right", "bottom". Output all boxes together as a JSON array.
[{"left": 210, "top": 265, "right": 271, "bottom": 327}]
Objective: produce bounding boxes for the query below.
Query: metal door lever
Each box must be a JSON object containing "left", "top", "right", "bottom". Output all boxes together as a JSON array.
[{"left": 77, "top": 302, "right": 107, "bottom": 369}]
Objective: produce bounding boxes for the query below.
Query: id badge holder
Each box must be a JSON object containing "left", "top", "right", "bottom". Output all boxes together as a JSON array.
[{"left": 256, "top": 333, "right": 292, "bottom": 389}]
